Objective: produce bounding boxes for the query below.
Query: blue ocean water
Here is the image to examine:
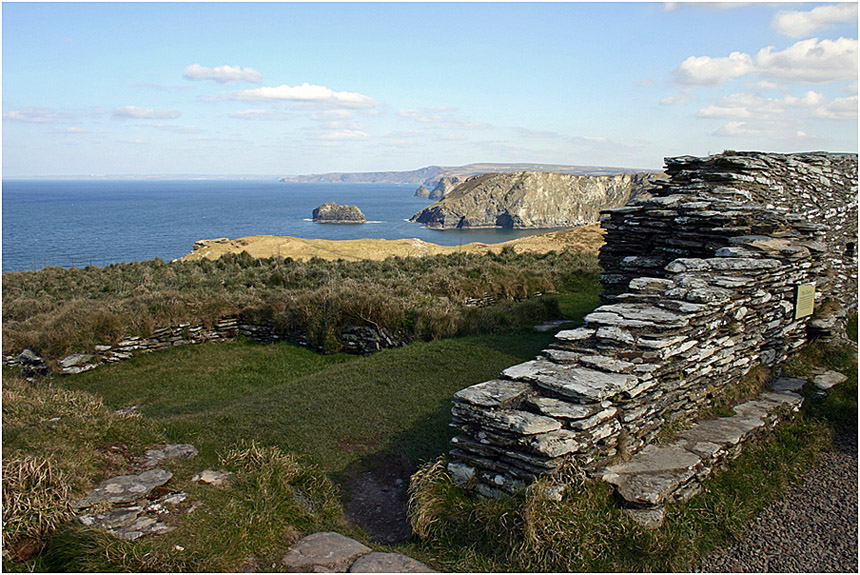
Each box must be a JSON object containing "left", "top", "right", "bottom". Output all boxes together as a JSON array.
[{"left": 2, "top": 180, "right": 553, "bottom": 273}]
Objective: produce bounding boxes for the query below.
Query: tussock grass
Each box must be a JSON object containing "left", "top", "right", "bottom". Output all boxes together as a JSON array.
[
  {"left": 2, "top": 456, "right": 73, "bottom": 560},
  {"left": 43, "top": 442, "right": 349, "bottom": 573},
  {"left": 3, "top": 249, "right": 597, "bottom": 357},
  {"left": 2, "top": 374, "right": 162, "bottom": 563}
]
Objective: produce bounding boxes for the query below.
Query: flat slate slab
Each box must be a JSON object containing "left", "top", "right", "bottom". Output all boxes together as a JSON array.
[
  {"left": 283, "top": 532, "right": 435, "bottom": 573},
  {"left": 73, "top": 468, "right": 173, "bottom": 509},
  {"left": 348, "top": 552, "right": 436, "bottom": 573},
  {"left": 530, "top": 366, "right": 640, "bottom": 402},
  {"left": 599, "top": 390, "right": 804, "bottom": 510},
  {"left": 141, "top": 443, "right": 198, "bottom": 467},
  {"left": 601, "top": 443, "right": 703, "bottom": 507},
  {"left": 282, "top": 532, "right": 371, "bottom": 572},
  {"left": 814, "top": 370, "right": 848, "bottom": 390},
  {"left": 454, "top": 379, "right": 532, "bottom": 408}
]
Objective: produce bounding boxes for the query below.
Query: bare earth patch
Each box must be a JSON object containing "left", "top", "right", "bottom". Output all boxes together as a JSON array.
[{"left": 342, "top": 454, "right": 416, "bottom": 545}]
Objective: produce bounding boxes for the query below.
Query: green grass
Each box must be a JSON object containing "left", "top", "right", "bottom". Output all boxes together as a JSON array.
[
  {"left": 5, "top": 329, "right": 556, "bottom": 572},
  {"left": 6, "top": 271, "right": 855, "bottom": 572},
  {"left": 65, "top": 332, "right": 558, "bottom": 476}
]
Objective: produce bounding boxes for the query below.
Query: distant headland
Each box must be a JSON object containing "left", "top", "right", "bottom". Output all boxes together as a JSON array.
[{"left": 279, "top": 162, "right": 655, "bottom": 188}]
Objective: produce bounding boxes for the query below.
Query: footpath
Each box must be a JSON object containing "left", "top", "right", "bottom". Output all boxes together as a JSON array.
[{"left": 697, "top": 430, "right": 858, "bottom": 572}]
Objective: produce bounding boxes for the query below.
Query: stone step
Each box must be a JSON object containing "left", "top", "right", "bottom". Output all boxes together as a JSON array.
[
  {"left": 282, "top": 531, "right": 435, "bottom": 572},
  {"left": 596, "top": 387, "right": 804, "bottom": 527}
]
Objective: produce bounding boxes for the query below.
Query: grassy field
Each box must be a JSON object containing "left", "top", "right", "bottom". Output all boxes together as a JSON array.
[
  {"left": 3, "top": 241, "right": 856, "bottom": 572},
  {"left": 59, "top": 332, "right": 560, "bottom": 475},
  {"left": 5, "top": 318, "right": 854, "bottom": 572}
]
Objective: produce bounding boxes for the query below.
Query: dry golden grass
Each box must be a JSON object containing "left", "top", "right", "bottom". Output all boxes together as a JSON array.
[{"left": 179, "top": 224, "right": 605, "bottom": 263}]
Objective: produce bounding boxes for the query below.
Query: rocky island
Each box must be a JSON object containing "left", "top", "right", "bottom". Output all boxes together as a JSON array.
[
  {"left": 312, "top": 202, "right": 367, "bottom": 224},
  {"left": 411, "top": 171, "right": 661, "bottom": 229}
]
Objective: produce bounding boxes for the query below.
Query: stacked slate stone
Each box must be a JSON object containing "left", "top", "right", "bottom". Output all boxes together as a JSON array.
[
  {"left": 101, "top": 317, "right": 239, "bottom": 363},
  {"left": 447, "top": 152, "right": 850, "bottom": 500},
  {"left": 2, "top": 314, "right": 409, "bottom": 375},
  {"left": 601, "top": 152, "right": 856, "bottom": 309}
]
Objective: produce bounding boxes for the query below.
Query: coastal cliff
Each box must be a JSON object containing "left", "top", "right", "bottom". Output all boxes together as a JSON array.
[
  {"left": 410, "top": 171, "right": 661, "bottom": 229},
  {"left": 414, "top": 177, "right": 464, "bottom": 199},
  {"left": 282, "top": 163, "right": 652, "bottom": 188}
]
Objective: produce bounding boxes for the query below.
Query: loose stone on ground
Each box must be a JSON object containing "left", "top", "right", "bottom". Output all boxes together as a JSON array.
[
  {"left": 282, "top": 531, "right": 435, "bottom": 573},
  {"left": 72, "top": 468, "right": 173, "bottom": 509}
]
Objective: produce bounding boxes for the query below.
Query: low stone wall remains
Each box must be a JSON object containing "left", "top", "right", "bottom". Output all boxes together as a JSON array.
[
  {"left": 447, "top": 151, "right": 857, "bottom": 503},
  {"left": 4, "top": 316, "right": 406, "bottom": 376}
]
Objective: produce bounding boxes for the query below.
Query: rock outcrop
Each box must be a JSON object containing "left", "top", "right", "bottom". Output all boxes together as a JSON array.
[
  {"left": 312, "top": 203, "right": 367, "bottom": 223},
  {"left": 414, "top": 177, "right": 464, "bottom": 200},
  {"left": 410, "top": 171, "right": 660, "bottom": 229}
]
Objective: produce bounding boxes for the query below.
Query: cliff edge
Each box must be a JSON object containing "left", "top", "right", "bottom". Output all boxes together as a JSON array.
[{"left": 410, "top": 171, "right": 661, "bottom": 229}]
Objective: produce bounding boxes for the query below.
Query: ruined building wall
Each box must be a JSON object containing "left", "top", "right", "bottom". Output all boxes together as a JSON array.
[
  {"left": 447, "top": 152, "right": 857, "bottom": 499},
  {"left": 600, "top": 152, "right": 857, "bottom": 310}
]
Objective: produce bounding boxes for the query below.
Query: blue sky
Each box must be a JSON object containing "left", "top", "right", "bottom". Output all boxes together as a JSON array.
[{"left": 2, "top": 1, "right": 857, "bottom": 177}]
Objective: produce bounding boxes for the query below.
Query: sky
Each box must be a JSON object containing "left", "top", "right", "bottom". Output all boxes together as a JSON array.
[{"left": 2, "top": 1, "right": 858, "bottom": 177}]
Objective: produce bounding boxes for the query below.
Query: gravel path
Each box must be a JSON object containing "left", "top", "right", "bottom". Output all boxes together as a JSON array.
[{"left": 697, "top": 432, "right": 858, "bottom": 573}]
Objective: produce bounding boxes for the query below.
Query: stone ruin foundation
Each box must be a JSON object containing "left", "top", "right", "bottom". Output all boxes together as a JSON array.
[{"left": 447, "top": 151, "right": 857, "bottom": 523}]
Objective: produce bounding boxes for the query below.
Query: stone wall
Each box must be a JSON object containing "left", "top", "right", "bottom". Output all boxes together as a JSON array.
[
  {"left": 4, "top": 316, "right": 406, "bottom": 376},
  {"left": 447, "top": 151, "right": 857, "bottom": 500},
  {"left": 600, "top": 152, "right": 857, "bottom": 310}
]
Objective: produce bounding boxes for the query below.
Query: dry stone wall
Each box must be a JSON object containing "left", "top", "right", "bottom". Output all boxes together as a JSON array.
[
  {"left": 447, "top": 151, "right": 857, "bottom": 501},
  {"left": 4, "top": 316, "right": 406, "bottom": 376},
  {"left": 600, "top": 152, "right": 857, "bottom": 310}
]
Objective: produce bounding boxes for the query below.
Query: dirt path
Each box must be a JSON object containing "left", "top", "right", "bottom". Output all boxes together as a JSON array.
[{"left": 342, "top": 454, "right": 416, "bottom": 545}]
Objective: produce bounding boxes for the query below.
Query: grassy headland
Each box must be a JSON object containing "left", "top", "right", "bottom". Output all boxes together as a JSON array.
[{"left": 179, "top": 223, "right": 605, "bottom": 262}]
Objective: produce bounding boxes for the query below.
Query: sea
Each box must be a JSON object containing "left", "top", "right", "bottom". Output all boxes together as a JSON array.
[{"left": 2, "top": 179, "right": 553, "bottom": 273}]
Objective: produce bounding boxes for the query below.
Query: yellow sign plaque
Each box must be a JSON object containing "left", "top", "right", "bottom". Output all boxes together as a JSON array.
[{"left": 795, "top": 283, "right": 816, "bottom": 319}]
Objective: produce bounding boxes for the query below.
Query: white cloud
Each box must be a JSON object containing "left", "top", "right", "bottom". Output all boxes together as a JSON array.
[
  {"left": 231, "top": 83, "right": 377, "bottom": 109},
  {"left": 812, "top": 95, "right": 858, "bottom": 120},
  {"left": 712, "top": 120, "right": 820, "bottom": 143},
  {"left": 755, "top": 37, "right": 858, "bottom": 83},
  {"left": 63, "top": 127, "right": 91, "bottom": 134},
  {"left": 675, "top": 37, "right": 858, "bottom": 85},
  {"left": 231, "top": 109, "right": 295, "bottom": 121},
  {"left": 398, "top": 107, "right": 489, "bottom": 129},
  {"left": 772, "top": 4, "right": 858, "bottom": 38},
  {"left": 697, "top": 90, "right": 854, "bottom": 121},
  {"left": 112, "top": 106, "right": 181, "bottom": 120},
  {"left": 317, "top": 129, "right": 370, "bottom": 141},
  {"left": 674, "top": 51, "right": 755, "bottom": 85},
  {"left": 184, "top": 64, "right": 263, "bottom": 84},
  {"left": 3, "top": 106, "right": 70, "bottom": 123}
]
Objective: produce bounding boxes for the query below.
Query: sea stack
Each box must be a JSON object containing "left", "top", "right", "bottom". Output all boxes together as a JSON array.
[{"left": 312, "top": 202, "right": 367, "bottom": 223}]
